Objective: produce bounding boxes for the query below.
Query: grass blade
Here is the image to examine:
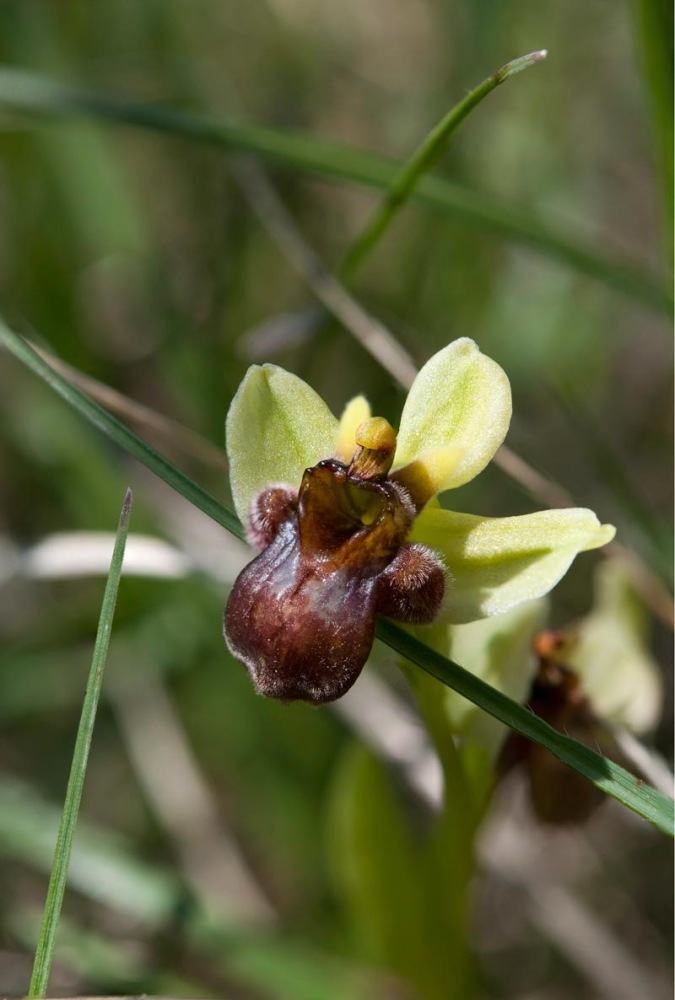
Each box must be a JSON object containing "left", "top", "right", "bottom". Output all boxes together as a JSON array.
[
  {"left": 0, "top": 65, "right": 669, "bottom": 313},
  {"left": 633, "top": 0, "right": 674, "bottom": 244},
  {"left": 0, "top": 321, "right": 242, "bottom": 542},
  {"left": 1, "top": 319, "right": 672, "bottom": 836},
  {"left": 28, "top": 489, "right": 132, "bottom": 997},
  {"left": 340, "top": 50, "right": 547, "bottom": 278}
]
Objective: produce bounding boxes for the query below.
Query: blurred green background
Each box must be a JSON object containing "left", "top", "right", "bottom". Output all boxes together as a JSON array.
[{"left": 0, "top": 1, "right": 672, "bottom": 997}]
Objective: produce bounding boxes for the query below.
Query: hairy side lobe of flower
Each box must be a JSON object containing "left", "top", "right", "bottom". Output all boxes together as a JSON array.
[{"left": 224, "top": 421, "right": 445, "bottom": 704}]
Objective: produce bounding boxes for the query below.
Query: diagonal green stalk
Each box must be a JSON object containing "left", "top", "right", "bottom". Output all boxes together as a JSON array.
[
  {"left": 376, "top": 620, "right": 673, "bottom": 835},
  {"left": 28, "top": 489, "right": 132, "bottom": 997},
  {"left": 339, "top": 50, "right": 547, "bottom": 280},
  {"left": 1, "top": 319, "right": 673, "bottom": 836},
  {"left": 0, "top": 324, "right": 242, "bottom": 542},
  {"left": 0, "top": 65, "right": 669, "bottom": 313}
]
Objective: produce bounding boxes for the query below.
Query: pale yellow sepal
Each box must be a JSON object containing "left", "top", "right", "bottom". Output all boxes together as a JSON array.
[
  {"left": 391, "top": 446, "right": 465, "bottom": 509},
  {"left": 226, "top": 363, "right": 338, "bottom": 522},
  {"left": 411, "top": 506, "right": 616, "bottom": 624},
  {"left": 335, "top": 395, "right": 371, "bottom": 462},
  {"left": 394, "top": 338, "right": 512, "bottom": 492}
]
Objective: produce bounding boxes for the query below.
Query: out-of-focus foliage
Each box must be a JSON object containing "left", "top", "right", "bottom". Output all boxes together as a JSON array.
[{"left": 0, "top": 1, "right": 671, "bottom": 997}]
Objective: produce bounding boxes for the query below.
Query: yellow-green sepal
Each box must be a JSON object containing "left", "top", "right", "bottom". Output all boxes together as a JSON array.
[
  {"left": 394, "top": 338, "right": 512, "bottom": 492},
  {"left": 226, "top": 363, "right": 338, "bottom": 523},
  {"left": 411, "top": 506, "right": 616, "bottom": 624}
]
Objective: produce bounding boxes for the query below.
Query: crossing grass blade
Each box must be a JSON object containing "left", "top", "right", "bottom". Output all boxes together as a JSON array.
[
  {"left": 1, "top": 318, "right": 673, "bottom": 837},
  {"left": 375, "top": 619, "right": 674, "bottom": 836},
  {"left": 27, "top": 489, "right": 132, "bottom": 997},
  {"left": 0, "top": 65, "right": 669, "bottom": 314},
  {"left": 0, "top": 322, "right": 243, "bottom": 543}
]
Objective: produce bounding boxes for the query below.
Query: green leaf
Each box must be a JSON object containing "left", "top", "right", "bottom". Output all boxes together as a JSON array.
[
  {"left": 28, "top": 489, "right": 132, "bottom": 998},
  {"left": 329, "top": 741, "right": 479, "bottom": 999},
  {"left": 226, "top": 363, "right": 338, "bottom": 523},
  {"left": 393, "top": 338, "right": 512, "bottom": 492},
  {"left": 328, "top": 745, "right": 425, "bottom": 960},
  {"left": 633, "top": 0, "right": 674, "bottom": 239},
  {"left": 0, "top": 65, "right": 669, "bottom": 313},
  {"left": 1, "top": 318, "right": 671, "bottom": 836},
  {"left": 412, "top": 506, "right": 615, "bottom": 623}
]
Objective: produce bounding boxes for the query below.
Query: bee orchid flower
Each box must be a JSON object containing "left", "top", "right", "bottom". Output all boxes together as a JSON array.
[{"left": 224, "top": 338, "right": 614, "bottom": 704}]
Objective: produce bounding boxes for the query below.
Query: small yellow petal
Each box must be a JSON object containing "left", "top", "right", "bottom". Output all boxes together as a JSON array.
[
  {"left": 335, "top": 395, "right": 372, "bottom": 462},
  {"left": 391, "top": 446, "right": 465, "bottom": 509}
]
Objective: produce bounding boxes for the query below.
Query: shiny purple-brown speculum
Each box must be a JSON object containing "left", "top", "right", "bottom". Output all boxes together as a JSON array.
[{"left": 224, "top": 458, "right": 445, "bottom": 704}]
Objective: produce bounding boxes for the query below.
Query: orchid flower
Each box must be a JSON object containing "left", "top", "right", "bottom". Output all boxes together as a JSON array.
[{"left": 224, "top": 338, "right": 614, "bottom": 703}]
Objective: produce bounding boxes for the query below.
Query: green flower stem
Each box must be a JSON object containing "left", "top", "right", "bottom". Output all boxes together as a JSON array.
[
  {"left": 402, "top": 666, "right": 480, "bottom": 998},
  {"left": 339, "top": 50, "right": 547, "bottom": 280},
  {"left": 28, "top": 490, "right": 132, "bottom": 997},
  {"left": 0, "top": 65, "right": 670, "bottom": 313},
  {"left": 1, "top": 318, "right": 672, "bottom": 836}
]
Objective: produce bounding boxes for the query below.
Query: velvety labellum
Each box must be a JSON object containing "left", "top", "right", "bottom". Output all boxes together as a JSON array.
[{"left": 224, "top": 459, "right": 445, "bottom": 704}]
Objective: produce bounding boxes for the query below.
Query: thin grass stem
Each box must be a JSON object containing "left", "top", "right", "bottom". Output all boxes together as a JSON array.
[
  {"left": 0, "top": 320, "right": 242, "bottom": 542},
  {"left": 339, "top": 51, "right": 547, "bottom": 280},
  {"left": 27, "top": 489, "right": 132, "bottom": 997},
  {"left": 375, "top": 619, "right": 674, "bottom": 836}
]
